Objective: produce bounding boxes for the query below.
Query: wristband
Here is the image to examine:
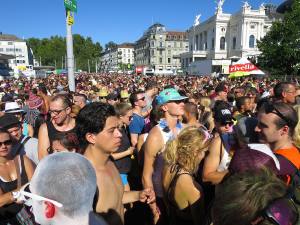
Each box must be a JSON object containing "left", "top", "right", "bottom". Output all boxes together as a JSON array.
[{"left": 12, "top": 191, "right": 21, "bottom": 202}]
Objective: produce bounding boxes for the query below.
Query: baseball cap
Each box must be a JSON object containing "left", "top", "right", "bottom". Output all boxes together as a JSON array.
[
  {"left": 0, "top": 114, "right": 21, "bottom": 129},
  {"left": 156, "top": 88, "right": 188, "bottom": 106},
  {"left": 214, "top": 108, "right": 234, "bottom": 123}
]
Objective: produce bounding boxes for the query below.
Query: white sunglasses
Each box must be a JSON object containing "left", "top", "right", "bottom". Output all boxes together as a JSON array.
[{"left": 19, "top": 183, "right": 63, "bottom": 208}]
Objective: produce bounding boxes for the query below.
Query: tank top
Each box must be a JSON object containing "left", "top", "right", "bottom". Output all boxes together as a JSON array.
[
  {"left": 217, "top": 133, "right": 232, "bottom": 172},
  {"left": 152, "top": 119, "right": 183, "bottom": 198},
  {"left": 0, "top": 155, "right": 29, "bottom": 219},
  {"left": 46, "top": 121, "right": 76, "bottom": 145}
]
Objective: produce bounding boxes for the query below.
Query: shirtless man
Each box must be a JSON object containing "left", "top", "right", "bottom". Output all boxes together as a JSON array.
[
  {"left": 76, "top": 102, "right": 155, "bottom": 225},
  {"left": 38, "top": 94, "right": 76, "bottom": 160}
]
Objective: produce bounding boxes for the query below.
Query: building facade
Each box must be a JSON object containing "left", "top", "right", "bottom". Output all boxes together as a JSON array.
[
  {"left": 135, "top": 23, "right": 189, "bottom": 74},
  {"left": 181, "top": 2, "right": 278, "bottom": 75},
  {"left": 99, "top": 43, "right": 135, "bottom": 72},
  {"left": 0, "top": 34, "right": 33, "bottom": 71}
]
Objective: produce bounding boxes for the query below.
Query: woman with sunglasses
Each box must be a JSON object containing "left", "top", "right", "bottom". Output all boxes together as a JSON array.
[
  {"left": 0, "top": 128, "right": 35, "bottom": 225},
  {"left": 162, "top": 126, "right": 212, "bottom": 225}
]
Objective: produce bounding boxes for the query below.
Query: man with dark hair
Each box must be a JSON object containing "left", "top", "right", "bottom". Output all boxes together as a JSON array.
[
  {"left": 76, "top": 102, "right": 154, "bottom": 225},
  {"left": 273, "top": 82, "right": 296, "bottom": 104},
  {"left": 38, "top": 94, "right": 76, "bottom": 160},
  {"left": 74, "top": 93, "right": 87, "bottom": 109},
  {"left": 214, "top": 82, "right": 228, "bottom": 101},
  {"left": 255, "top": 101, "right": 300, "bottom": 180},
  {"left": 183, "top": 102, "right": 201, "bottom": 127},
  {"left": 129, "top": 91, "right": 147, "bottom": 147},
  {"left": 234, "top": 96, "right": 252, "bottom": 120}
]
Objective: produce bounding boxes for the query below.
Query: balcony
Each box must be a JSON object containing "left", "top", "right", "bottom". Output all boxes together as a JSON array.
[
  {"left": 192, "top": 50, "right": 208, "bottom": 58},
  {"left": 157, "top": 46, "right": 166, "bottom": 50}
]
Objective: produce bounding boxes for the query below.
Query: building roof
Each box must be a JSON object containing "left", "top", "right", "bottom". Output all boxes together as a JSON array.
[
  {"left": 0, "top": 33, "right": 23, "bottom": 42},
  {"left": 118, "top": 43, "right": 135, "bottom": 48}
]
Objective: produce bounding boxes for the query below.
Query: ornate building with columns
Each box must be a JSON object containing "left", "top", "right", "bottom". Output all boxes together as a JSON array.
[{"left": 181, "top": 1, "right": 279, "bottom": 75}]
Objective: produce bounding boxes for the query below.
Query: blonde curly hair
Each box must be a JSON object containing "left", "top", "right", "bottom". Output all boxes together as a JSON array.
[{"left": 164, "top": 126, "right": 211, "bottom": 173}]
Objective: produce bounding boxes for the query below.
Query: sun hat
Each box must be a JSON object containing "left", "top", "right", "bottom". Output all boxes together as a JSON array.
[
  {"left": 156, "top": 88, "right": 188, "bottom": 106},
  {"left": 98, "top": 89, "right": 108, "bottom": 97},
  {"left": 120, "top": 90, "right": 130, "bottom": 99},
  {"left": 27, "top": 93, "right": 43, "bottom": 110},
  {"left": 4, "top": 102, "right": 24, "bottom": 114}
]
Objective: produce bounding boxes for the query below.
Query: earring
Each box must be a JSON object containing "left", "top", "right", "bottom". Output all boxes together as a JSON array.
[{"left": 45, "top": 201, "right": 55, "bottom": 219}]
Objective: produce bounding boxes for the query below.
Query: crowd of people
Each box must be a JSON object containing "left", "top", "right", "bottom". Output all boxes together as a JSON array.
[{"left": 0, "top": 72, "right": 299, "bottom": 225}]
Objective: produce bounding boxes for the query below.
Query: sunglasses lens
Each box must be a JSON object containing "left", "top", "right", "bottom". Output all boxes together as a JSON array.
[{"left": 267, "top": 198, "right": 298, "bottom": 225}]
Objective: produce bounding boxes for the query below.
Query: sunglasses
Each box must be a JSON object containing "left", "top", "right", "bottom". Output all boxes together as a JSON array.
[
  {"left": 264, "top": 103, "right": 292, "bottom": 127},
  {"left": 19, "top": 183, "right": 63, "bottom": 208},
  {"left": 49, "top": 107, "right": 68, "bottom": 116},
  {"left": 167, "top": 99, "right": 186, "bottom": 104},
  {"left": 0, "top": 140, "right": 12, "bottom": 146},
  {"left": 220, "top": 121, "right": 234, "bottom": 127},
  {"left": 138, "top": 97, "right": 145, "bottom": 101},
  {"left": 252, "top": 196, "right": 298, "bottom": 225}
]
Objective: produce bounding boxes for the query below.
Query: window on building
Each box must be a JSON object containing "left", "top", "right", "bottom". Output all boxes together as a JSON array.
[
  {"left": 151, "top": 49, "right": 155, "bottom": 55},
  {"left": 211, "top": 38, "right": 215, "bottom": 50},
  {"left": 232, "top": 37, "right": 237, "bottom": 50},
  {"left": 249, "top": 35, "right": 255, "bottom": 48},
  {"left": 180, "top": 42, "right": 183, "bottom": 48},
  {"left": 195, "top": 35, "right": 199, "bottom": 50},
  {"left": 190, "top": 44, "right": 193, "bottom": 51},
  {"left": 159, "top": 50, "right": 162, "bottom": 55},
  {"left": 128, "top": 59, "right": 130, "bottom": 63},
  {"left": 168, "top": 58, "right": 171, "bottom": 63},
  {"left": 174, "top": 42, "right": 177, "bottom": 48},
  {"left": 0, "top": 48, "right": 3, "bottom": 52},
  {"left": 168, "top": 50, "right": 171, "bottom": 55},
  {"left": 151, "top": 41, "right": 155, "bottom": 47},
  {"left": 7, "top": 42, "right": 13, "bottom": 45},
  {"left": 159, "top": 58, "right": 163, "bottom": 63},
  {"left": 220, "top": 37, "right": 225, "bottom": 50}
]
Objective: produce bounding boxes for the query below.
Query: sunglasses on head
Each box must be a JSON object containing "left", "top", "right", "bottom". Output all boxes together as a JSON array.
[
  {"left": 252, "top": 195, "right": 298, "bottom": 225},
  {"left": 264, "top": 103, "right": 292, "bottom": 127}
]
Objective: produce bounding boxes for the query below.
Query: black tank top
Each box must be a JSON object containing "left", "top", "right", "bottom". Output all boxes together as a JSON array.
[
  {"left": 46, "top": 121, "right": 76, "bottom": 144},
  {"left": 0, "top": 155, "right": 29, "bottom": 219}
]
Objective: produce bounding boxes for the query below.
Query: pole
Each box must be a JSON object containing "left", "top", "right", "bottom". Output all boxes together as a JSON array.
[
  {"left": 88, "top": 59, "right": 90, "bottom": 73},
  {"left": 54, "top": 60, "right": 57, "bottom": 69},
  {"left": 66, "top": 9, "right": 75, "bottom": 92},
  {"left": 62, "top": 56, "right": 64, "bottom": 69},
  {"left": 95, "top": 59, "right": 98, "bottom": 73},
  {"left": 40, "top": 56, "right": 42, "bottom": 66}
]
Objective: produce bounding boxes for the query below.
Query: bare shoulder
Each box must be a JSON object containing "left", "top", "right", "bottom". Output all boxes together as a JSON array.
[{"left": 144, "top": 126, "right": 164, "bottom": 155}]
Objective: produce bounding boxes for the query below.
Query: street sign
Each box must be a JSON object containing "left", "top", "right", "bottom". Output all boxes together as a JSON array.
[
  {"left": 67, "top": 11, "right": 74, "bottom": 25},
  {"left": 64, "top": 0, "right": 77, "bottom": 13}
]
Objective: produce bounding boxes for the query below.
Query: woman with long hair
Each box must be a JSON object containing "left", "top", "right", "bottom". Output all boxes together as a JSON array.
[
  {"left": 0, "top": 128, "right": 35, "bottom": 224},
  {"left": 162, "top": 126, "right": 212, "bottom": 225}
]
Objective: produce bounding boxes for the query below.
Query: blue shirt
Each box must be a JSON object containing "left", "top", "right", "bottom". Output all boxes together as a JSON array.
[{"left": 129, "top": 113, "right": 145, "bottom": 135}]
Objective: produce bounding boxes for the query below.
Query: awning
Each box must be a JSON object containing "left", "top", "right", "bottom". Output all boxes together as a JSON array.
[{"left": 229, "top": 58, "right": 265, "bottom": 78}]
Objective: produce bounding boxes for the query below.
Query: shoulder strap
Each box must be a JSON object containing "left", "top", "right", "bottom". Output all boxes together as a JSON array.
[
  {"left": 21, "top": 136, "right": 31, "bottom": 146},
  {"left": 14, "top": 156, "right": 22, "bottom": 189}
]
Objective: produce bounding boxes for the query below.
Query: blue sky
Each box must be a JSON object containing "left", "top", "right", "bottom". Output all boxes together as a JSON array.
[{"left": 1, "top": 0, "right": 282, "bottom": 46}]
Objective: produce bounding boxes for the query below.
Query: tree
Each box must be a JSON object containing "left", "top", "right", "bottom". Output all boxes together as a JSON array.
[
  {"left": 27, "top": 34, "right": 103, "bottom": 72},
  {"left": 105, "top": 41, "right": 118, "bottom": 51},
  {"left": 257, "top": 0, "right": 300, "bottom": 76}
]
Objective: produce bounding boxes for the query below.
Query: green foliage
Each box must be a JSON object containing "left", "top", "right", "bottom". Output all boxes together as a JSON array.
[
  {"left": 27, "top": 34, "right": 102, "bottom": 72},
  {"left": 105, "top": 41, "right": 118, "bottom": 51},
  {"left": 257, "top": 0, "right": 300, "bottom": 76}
]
